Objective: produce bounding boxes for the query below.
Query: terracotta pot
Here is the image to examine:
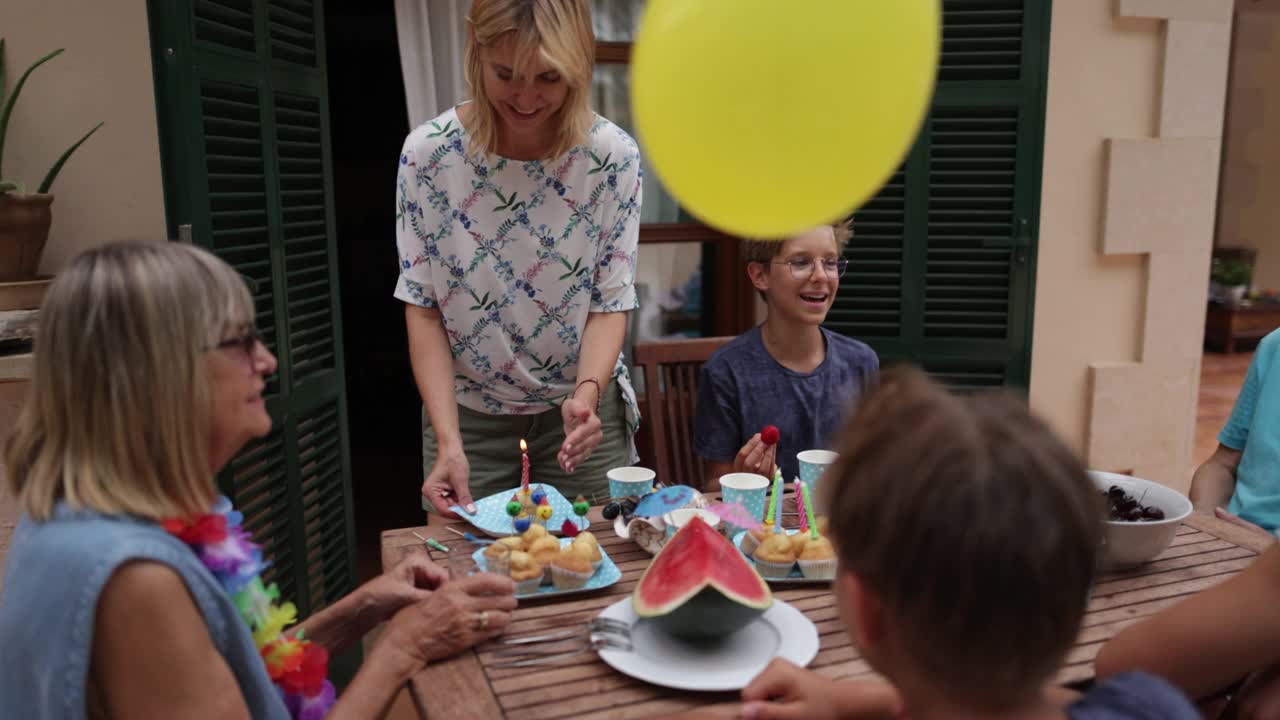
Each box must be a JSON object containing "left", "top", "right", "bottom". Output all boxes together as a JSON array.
[{"left": 0, "top": 193, "right": 54, "bottom": 282}]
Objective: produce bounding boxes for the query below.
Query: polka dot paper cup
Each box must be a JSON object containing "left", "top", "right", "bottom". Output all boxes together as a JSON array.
[{"left": 608, "top": 466, "right": 656, "bottom": 500}]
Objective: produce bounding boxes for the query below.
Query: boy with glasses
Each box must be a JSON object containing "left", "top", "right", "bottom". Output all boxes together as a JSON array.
[{"left": 694, "top": 221, "right": 878, "bottom": 489}]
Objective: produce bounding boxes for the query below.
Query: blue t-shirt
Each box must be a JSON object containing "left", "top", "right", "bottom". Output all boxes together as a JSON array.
[
  {"left": 694, "top": 325, "right": 878, "bottom": 482},
  {"left": 1221, "top": 329, "right": 1280, "bottom": 531},
  {"left": 1068, "top": 671, "right": 1199, "bottom": 719}
]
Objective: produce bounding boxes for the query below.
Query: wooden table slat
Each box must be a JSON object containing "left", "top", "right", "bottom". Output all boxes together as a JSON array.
[{"left": 384, "top": 505, "right": 1271, "bottom": 718}]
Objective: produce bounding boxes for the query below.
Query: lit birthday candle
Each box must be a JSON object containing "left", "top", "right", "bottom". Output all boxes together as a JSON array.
[{"left": 520, "top": 439, "right": 530, "bottom": 492}]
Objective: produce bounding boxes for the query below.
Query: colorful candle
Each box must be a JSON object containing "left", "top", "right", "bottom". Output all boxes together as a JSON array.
[
  {"left": 801, "top": 481, "right": 819, "bottom": 540},
  {"left": 520, "top": 438, "right": 530, "bottom": 492},
  {"left": 757, "top": 466, "right": 778, "bottom": 527},
  {"left": 794, "top": 479, "right": 807, "bottom": 532},
  {"left": 766, "top": 468, "right": 784, "bottom": 534}
]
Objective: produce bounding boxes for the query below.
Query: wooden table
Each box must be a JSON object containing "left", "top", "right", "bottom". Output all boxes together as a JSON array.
[{"left": 380, "top": 506, "right": 1273, "bottom": 720}]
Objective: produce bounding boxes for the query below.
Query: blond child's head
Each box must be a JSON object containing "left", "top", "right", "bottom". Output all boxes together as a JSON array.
[
  {"left": 821, "top": 367, "right": 1102, "bottom": 713},
  {"left": 742, "top": 220, "right": 851, "bottom": 323}
]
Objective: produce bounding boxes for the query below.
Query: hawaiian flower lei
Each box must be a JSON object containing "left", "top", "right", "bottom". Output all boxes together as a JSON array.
[{"left": 161, "top": 497, "right": 335, "bottom": 719}]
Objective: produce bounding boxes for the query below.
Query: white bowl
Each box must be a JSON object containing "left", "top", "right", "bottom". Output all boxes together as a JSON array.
[{"left": 1090, "top": 471, "right": 1193, "bottom": 569}]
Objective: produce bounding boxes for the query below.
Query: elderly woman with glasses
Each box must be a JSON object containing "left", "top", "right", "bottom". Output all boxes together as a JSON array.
[{"left": 0, "top": 242, "right": 516, "bottom": 719}]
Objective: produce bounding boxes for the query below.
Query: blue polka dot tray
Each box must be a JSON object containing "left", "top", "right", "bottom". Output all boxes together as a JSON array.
[
  {"left": 450, "top": 485, "right": 590, "bottom": 538},
  {"left": 474, "top": 538, "right": 621, "bottom": 599}
]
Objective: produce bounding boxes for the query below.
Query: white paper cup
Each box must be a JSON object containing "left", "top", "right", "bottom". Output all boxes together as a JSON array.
[
  {"left": 663, "top": 508, "right": 722, "bottom": 538},
  {"left": 608, "top": 466, "right": 657, "bottom": 500}
]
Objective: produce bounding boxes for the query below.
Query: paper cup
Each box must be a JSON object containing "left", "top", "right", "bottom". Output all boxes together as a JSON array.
[
  {"left": 798, "top": 450, "right": 838, "bottom": 504},
  {"left": 608, "top": 466, "right": 656, "bottom": 500},
  {"left": 719, "top": 472, "right": 770, "bottom": 536},
  {"left": 663, "top": 508, "right": 722, "bottom": 539}
]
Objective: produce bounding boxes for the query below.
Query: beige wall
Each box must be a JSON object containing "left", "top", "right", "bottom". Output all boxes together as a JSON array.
[
  {"left": 1031, "top": 0, "right": 1231, "bottom": 491},
  {"left": 1217, "top": 1, "right": 1280, "bottom": 290},
  {"left": 1029, "top": 2, "right": 1160, "bottom": 451},
  {"left": 0, "top": 0, "right": 167, "bottom": 271},
  {"left": 0, "top": 0, "right": 167, "bottom": 575}
]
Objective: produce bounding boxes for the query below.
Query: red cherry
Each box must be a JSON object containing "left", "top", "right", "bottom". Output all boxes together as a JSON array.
[{"left": 761, "top": 425, "right": 780, "bottom": 446}]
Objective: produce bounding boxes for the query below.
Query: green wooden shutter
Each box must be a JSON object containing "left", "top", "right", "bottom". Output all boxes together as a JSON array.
[
  {"left": 829, "top": 0, "right": 1050, "bottom": 390},
  {"left": 149, "top": 0, "right": 356, "bottom": 616}
]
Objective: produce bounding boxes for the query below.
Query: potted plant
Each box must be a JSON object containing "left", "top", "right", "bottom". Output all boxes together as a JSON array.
[
  {"left": 1210, "top": 257, "right": 1253, "bottom": 306},
  {"left": 0, "top": 39, "right": 103, "bottom": 282}
]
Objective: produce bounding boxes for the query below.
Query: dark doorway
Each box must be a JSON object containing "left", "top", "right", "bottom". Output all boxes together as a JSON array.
[{"left": 325, "top": 0, "right": 421, "bottom": 580}]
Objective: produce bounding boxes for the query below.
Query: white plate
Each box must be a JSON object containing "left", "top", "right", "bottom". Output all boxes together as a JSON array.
[{"left": 594, "top": 596, "right": 819, "bottom": 692}]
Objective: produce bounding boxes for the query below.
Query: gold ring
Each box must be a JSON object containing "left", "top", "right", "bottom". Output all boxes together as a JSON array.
[{"left": 479, "top": 610, "right": 489, "bottom": 630}]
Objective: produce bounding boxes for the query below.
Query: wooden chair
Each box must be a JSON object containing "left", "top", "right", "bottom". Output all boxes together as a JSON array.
[{"left": 631, "top": 336, "right": 733, "bottom": 491}]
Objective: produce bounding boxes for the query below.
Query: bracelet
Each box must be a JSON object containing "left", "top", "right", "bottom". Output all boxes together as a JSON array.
[{"left": 573, "top": 377, "right": 602, "bottom": 413}]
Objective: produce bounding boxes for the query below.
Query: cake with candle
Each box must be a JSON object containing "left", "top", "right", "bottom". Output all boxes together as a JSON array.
[
  {"left": 797, "top": 536, "right": 836, "bottom": 579},
  {"left": 752, "top": 533, "right": 797, "bottom": 578}
]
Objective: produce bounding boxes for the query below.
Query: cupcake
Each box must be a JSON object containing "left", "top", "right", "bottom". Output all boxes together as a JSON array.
[
  {"left": 521, "top": 523, "right": 549, "bottom": 547},
  {"left": 816, "top": 516, "right": 829, "bottom": 538},
  {"left": 509, "top": 551, "right": 544, "bottom": 595},
  {"left": 741, "top": 524, "right": 772, "bottom": 556},
  {"left": 797, "top": 535, "right": 836, "bottom": 580},
  {"left": 550, "top": 546, "right": 594, "bottom": 590},
  {"left": 571, "top": 534, "right": 603, "bottom": 571},
  {"left": 753, "top": 533, "right": 797, "bottom": 579},
  {"left": 488, "top": 536, "right": 524, "bottom": 558},
  {"left": 527, "top": 536, "right": 562, "bottom": 583},
  {"left": 788, "top": 532, "right": 810, "bottom": 556}
]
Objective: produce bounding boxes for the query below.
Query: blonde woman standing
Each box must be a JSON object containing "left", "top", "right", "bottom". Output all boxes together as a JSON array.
[
  {"left": 0, "top": 243, "right": 516, "bottom": 719},
  {"left": 397, "top": 0, "right": 643, "bottom": 517}
]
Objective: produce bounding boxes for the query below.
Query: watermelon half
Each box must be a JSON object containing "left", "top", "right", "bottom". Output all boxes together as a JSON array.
[{"left": 632, "top": 516, "right": 773, "bottom": 639}]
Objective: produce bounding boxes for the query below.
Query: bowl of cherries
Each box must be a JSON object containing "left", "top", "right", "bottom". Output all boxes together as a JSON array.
[{"left": 1090, "top": 471, "right": 1193, "bottom": 569}]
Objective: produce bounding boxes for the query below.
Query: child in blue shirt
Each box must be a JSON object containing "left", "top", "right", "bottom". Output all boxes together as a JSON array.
[
  {"left": 1190, "top": 328, "right": 1280, "bottom": 534},
  {"left": 694, "top": 221, "right": 878, "bottom": 489}
]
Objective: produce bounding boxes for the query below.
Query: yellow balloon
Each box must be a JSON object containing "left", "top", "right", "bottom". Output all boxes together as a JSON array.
[{"left": 630, "top": 0, "right": 940, "bottom": 238}]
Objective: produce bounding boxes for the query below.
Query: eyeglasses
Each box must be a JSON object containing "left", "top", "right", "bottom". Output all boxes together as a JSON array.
[
  {"left": 209, "top": 328, "right": 263, "bottom": 362},
  {"left": 771, "top": 257, "right": 849, "bottom": 280}
]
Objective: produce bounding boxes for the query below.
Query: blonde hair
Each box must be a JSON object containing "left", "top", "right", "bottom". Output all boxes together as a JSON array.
[
  {"left": 464, "top": 0, "right": 595, "bottom": 160},
  {"left": 4, "top": 242, "right": 256, "bottom": 521}
]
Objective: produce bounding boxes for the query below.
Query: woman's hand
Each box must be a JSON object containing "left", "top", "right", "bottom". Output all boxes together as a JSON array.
[
  {"left": 1215, "top": 506, "right": 1276, "bottom": 541},
  {"left": 732, "top": 434, "right": 777, "bottom": 478},
  {"left": 362, "top": 553, "right": 450, "bottom": 622},
  {"left": 422, "top": 447, "right": 474, "bottom": 518},
  {"left": 560, "top": 396, "right": 603, "bottom": 474},
  {"left": 376, "top": 573, "right": 517, "bottom": 670}
]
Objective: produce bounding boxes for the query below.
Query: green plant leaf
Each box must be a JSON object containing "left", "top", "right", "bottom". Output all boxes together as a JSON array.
[
  {"left": 38, "top": 121, "right": 102, "bottom": 194},
  {"left": 0, "top": 47, "right": 65, "bottom": 181}
]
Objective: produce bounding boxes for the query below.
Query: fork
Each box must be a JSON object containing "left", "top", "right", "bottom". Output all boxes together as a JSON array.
[{"left": 489, "top": 618, "right": 632, "bottom": 668}]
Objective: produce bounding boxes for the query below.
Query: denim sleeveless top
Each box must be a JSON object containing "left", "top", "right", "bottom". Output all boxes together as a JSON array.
[{"left": 0, "top": 504, "right": 289, "bottom": 719}]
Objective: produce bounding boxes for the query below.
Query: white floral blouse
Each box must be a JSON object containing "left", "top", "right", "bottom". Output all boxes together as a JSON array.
[{"left": 394, "top": 106, "right": 642, "bottom": 458}]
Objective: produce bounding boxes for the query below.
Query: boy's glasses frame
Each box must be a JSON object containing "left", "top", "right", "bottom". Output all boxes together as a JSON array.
[{"left": 771, "top": 257, "right": 849, "bottom": 279}]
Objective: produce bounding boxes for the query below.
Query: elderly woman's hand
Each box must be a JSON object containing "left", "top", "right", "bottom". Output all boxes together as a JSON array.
[
  {"left": 378, "top": 573, "right": 517, "bottom": 669},
  {"left": 363, "top": 552, "right": 450, "bottom": 622}
]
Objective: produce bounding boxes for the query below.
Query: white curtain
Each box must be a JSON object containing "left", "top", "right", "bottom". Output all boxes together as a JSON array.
[{"left": 395, "top": 0, "right": 471, "bottom": 128}]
